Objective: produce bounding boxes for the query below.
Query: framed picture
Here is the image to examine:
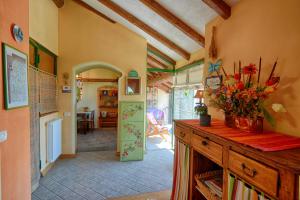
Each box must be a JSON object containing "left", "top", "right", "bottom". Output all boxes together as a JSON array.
[
  {"left": 126, "top": 77, "right": 141, "bottom": 95},
  {"left": 2, "top": 43, "right": 29, "bottom": 109},
  {"left": 205, "top": 75, "right": 222, "bottom": 91}
]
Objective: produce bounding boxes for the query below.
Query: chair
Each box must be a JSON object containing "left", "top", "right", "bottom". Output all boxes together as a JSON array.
[
  {"left": 77, "top": 111, "right": 95, "bottom": 134},
  {"left": 146, "top": 112, "right": 169, "bottom": 141}
]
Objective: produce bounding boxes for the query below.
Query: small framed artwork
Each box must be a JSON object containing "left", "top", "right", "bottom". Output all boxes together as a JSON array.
[
  {"left": 126, "top": 70, "right": 141, "bottom": 95},
  {"left": 2, "top": 43, "right": 29, "bottom": 109},
  {"left": 126, "top": 77, "right": 141, "bottom": 95},
  {"left": 206, "top": 75, "right": 222, "bottom": 91}
]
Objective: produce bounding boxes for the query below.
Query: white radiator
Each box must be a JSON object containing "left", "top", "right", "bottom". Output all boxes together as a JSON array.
[{"left": 47, "top": 118, "right": 62, "bottom": 163}]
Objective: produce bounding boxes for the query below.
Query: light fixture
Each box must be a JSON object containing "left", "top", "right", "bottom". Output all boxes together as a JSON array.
[{"left": 194, "top": 90, "right": 204, "bottom": 104}]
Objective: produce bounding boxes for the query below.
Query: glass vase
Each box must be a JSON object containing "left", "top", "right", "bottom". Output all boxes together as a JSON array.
[{"left": 224, "top": 113, "right": 235, "bottom": 128}]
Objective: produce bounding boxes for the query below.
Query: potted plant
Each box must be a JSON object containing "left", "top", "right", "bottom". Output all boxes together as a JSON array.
[{"left": 195, "top": 103, "right": 211, "bottom": 126}]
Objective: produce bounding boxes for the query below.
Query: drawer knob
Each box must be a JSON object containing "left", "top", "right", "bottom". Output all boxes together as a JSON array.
[
  {"left": 180, "top": 131, "right": 186, "bottom": 137},
  {"left": 202, "top": 140, "right": 208, "bottom": 146},
  {"left": 241, "top": 163, "right": 257, "bottom": 178}
]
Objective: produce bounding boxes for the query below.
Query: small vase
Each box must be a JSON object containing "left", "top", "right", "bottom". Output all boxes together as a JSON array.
[
  {"left": 224, "top": 113, "right": 235, "bottom": 128},
  {"left": 200, "top": 114, "right": 211, "bottom": 127},
  {"left": 235, "top": 117, "right": 263, "bottom": 133}
]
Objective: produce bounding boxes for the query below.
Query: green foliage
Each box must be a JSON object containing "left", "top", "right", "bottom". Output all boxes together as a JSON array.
[
  {"left": 262, "top": 106, "right": 276, "bottom": 127},
  {"left": 195, "top": 104, "right": 208, "bottom": 116}
]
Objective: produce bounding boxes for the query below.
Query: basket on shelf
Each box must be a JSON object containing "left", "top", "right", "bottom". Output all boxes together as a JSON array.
[{"left": 195, "top": 170, "right": 223, "bottom": 200}]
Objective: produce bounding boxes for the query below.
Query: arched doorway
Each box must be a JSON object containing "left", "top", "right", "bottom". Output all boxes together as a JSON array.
[{"left": 71, "top": 61, "right": 124, "bottom": 153}]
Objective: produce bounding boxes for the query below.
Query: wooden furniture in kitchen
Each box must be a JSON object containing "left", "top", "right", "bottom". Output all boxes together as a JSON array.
[
  {"left": 98, "top": 87, "right": 118, "bottom": 127},
  {"left": 173, "top": 119, "right": 300, "bottom": 200}
]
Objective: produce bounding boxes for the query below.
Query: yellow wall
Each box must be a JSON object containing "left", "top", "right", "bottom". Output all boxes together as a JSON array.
[
  {"left": 39, "top": 112, "right": 60, "bottom": 172},
  {"left": 204, "top": 0, "right": 300, "bottom": 136},
  {"left": 176, "top": 48, "right": 205, "bottom": 69},
  {"left": 29, "top": 0, "right": 59, "bottom": 54},
  {"left": 79, "top": 68, "right": 121, "bottom": 79},
  {"left": 58, "top": 0, "right": 147, "bottom": 154}
]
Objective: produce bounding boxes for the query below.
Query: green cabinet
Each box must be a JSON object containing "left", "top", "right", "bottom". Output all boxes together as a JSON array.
[{"left": 120, "top": 101, "right": 145, "bottom": 161}]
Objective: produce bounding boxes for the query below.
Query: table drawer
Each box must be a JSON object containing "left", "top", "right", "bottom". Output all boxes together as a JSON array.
[
  {"left": 228, "top": 150, "right": 278, "bottom": 197},
  {"left": 191, "top": 133, "right": 223, "bottom": 165},
  {"left": 175, "top": 125, "right": 191, "bottom": 144}
]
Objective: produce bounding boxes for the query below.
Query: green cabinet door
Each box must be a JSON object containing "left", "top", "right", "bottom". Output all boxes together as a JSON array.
[
  {"left": 120, "top": 101, "right": 145, "bottom": 161},
  {"left": 120, "top": 140, "right": 143, "bottom": 161},
  {"left": 120, "top": 102, "right": 144, "bottom": 122},
  {"left": 121, "top": 122, "right": 144, "bottom": 141}
]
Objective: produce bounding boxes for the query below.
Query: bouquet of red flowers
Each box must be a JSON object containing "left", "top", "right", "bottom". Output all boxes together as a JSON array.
[{"left": 207, "top": 58, "right": 285, "bottom": 130}]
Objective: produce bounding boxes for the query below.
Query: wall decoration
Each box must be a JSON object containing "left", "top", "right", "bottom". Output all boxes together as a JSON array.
[
  {"left": 126, "top": 70, "right": 141, "bottom": 95},
  {"left": 2, "top": 43, "right": 29, "bottom": 109},
  {"left": 208, "top": 59, "right": 222, "bottom": 75},
  {"left": 209, "top": 26, "right": 217, "bottom": 59},
  {"left": 62, "top": 72, "right": 69, "bottom": 84},
  {"left": 128, "top": 69, "right": 139, "bottom": 78},
  {"left": 205, "top": 75, "right": 222, "bottom": 90},
  {"left": 11, "top": 24, "right": 24, "bottom": 42}
]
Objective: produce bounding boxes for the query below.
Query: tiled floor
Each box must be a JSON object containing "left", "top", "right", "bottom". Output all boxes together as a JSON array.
[
  {"left": 32, "top": 150, "right": 173, "bottom": 200},
  {"left": 77, "top": 128, "right": 117, "bottom": 152}
]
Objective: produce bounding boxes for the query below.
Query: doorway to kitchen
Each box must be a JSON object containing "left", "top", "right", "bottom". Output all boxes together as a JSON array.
[{"left": 76, "top": 67, "right": 121, "bottom": 152}]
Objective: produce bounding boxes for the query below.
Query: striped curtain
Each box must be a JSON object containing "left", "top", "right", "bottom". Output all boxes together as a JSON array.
[
  {"left": 171, "top": 140, "right": 189, "bottom": 200},
  {"left": 228, "top": 174, "right": 272, "bottom": 200}
]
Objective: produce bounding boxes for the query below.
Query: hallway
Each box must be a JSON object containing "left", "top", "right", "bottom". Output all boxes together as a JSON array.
[{"left": 32, "top": 150, "right": 173, "bottom": 200}]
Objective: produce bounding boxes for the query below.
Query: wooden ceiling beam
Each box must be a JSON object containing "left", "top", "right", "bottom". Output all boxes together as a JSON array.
[
  {"left": 141, "top": 0, "right": 205, "bottom": 46},
  {"left": 147, "top": 55, "right": 169, "bottom": 69},
  {"left": 73, "top": 0, "right": 116, "bottom": 23},
  {"left": 158, "top": 84, "right": 171, "bottom": 93},
  {"left": 165, "top": 81, "right": 173, "bottom": 86},
  {"left": 147, "top": 62, "right": 160, "bottom": 70},
  {"left": 147, "top": 44, "right": 176, "bottom": 66},
  {"left": 202, "top": 0, "right": 231, "bottom": 19},
  {"left": 147, "top": 72, "right": 172, "bottom": 86},
  {"left": 52, "top": 0, "right": 64, "bottom": 8},
  {"left": 98, "top": 0, "right": 190, "bottom": 60}
]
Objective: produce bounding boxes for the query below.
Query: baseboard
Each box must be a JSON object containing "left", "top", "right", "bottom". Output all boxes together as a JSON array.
[
  {"left": 59, "top": 154, "right": 76, "bottom": 159},
  {"left": 31, "top": 182, "right": 39, "bottom": 193},
  {"left": 41, "top": 162, "right": 54, "bottom": 177},
  {"left": 60, "top": 154, "right": 77, "bottom": 159}
]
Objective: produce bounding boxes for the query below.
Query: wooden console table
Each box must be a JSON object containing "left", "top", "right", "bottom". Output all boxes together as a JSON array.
[{"left": 173, "top": 120, "right": 300, "bottom": 200}]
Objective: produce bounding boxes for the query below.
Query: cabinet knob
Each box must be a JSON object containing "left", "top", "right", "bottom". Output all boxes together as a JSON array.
[
  {"left": 180, "top": 131, "right": 186, "bottom": 137},
  {"left": 241, "top": 163, "right": 257, "bottom": 178},
  {"left": 202, "top": 140, "right": 208, "bottom": 146}
]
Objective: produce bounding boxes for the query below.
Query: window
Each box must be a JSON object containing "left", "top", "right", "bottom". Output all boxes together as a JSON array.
[{"left": 173, "top": 63, "right": 204, "bottom": 120}]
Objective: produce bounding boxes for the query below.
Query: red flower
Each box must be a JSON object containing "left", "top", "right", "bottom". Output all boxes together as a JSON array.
[
  {"left": 236, "top": 82, "right": 244, "bottom": 90},
  {"left": 234, "top": 73, "right": 241, "bottom": 80},
  {"left": 243, "top": 63, "right": 257, "bottom": 75},
  {"left": 266, "top": 77, "right": 280, "bottom": 86}
]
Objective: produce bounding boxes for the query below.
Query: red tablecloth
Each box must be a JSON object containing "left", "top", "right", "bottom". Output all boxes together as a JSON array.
[{"left": 182, "top": 119, "right": 300, "bottom": 152}]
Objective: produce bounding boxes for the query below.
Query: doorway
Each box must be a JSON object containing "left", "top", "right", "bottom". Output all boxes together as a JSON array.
[
  {"left": 75, "top": 67, "right": 121, "bottom": 152},
  {"left": 146, "top": 70, "right": 174, "bottom": 151}
]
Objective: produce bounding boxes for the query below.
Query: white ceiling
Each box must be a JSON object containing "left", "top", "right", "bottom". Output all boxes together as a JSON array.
[{"left": 81, "top": 0, "right": 238, "bottom": 61}]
